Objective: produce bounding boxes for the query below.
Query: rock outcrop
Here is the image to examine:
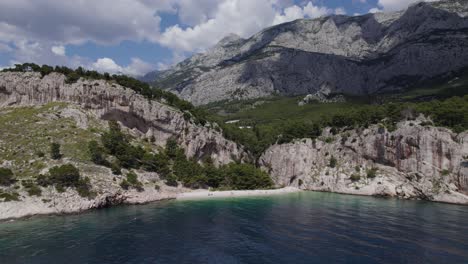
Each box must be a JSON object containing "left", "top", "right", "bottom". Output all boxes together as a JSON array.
[
  {"left": 298, "top": 83, "right": 346, "bottom": 105},
  {"left": 146, "top": 0, "right": 468, "bottom": 105},
  {"left": 0, "top": 72, "right": 246, "bottom": 165},
  {"left": 259, "top": 118, "right": 468, "bottom": 204}
]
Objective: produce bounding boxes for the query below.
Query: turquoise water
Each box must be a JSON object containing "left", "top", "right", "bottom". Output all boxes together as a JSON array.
[{"left": 1, "top": 192, "right": 467, "bottom": 264}]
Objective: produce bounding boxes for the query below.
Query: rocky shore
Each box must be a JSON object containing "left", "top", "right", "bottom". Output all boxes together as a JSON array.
[{"left": 260, "top": 118, "right": 468, "bottom": 205}]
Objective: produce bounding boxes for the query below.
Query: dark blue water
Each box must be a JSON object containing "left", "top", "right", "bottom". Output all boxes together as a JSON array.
[{"left": 1, "top": 192, "right": 467, "bottom": 264}]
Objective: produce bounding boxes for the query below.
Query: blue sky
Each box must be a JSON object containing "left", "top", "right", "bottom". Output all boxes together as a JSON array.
[{"left": 0, "top": 0, "right": 425, "bottom": 75}]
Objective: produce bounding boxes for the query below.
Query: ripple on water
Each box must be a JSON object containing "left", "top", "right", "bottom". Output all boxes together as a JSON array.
[{"left": 1, "top": 192, "right": 468, "bottom": 264}]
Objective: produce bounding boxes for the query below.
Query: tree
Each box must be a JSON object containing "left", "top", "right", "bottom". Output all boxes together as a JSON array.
[
  {"left": 165, "top": 138, "right": 179, "bottom": 158},
  {"left": 40, "top": 65, "right": 54, "bottom": 77},
  {"left": 102, "top": 121, "right": 126, "bottom": 155},
  {"left": 0, "top": 168, "right": 15, "bottom": 186},
  {"left": 223, "top": 163, "right": 273, "bottom": 190},
  {"left": 88, "top": 140, "right": 106, "bottom": 165},
  {"left": 50, "top": 142, "right": 62, "bottom": 160},
  {"left": 141, "top": 152, "right": 170, "bottom": 176}
]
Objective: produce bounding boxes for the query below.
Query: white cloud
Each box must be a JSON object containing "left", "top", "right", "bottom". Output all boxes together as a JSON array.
[
  {"left": 92, "top": 57, "right": 154, "bottom": 76},
  {"left": 273, "top": 2, "right": 330, "bottom": 25},
  {"left": 0, "top": 0, "right": 342, "bottom": 72},
  {"left": 92, "top": 58, "right": 123, "bottom": 74},
  {"left": 51, "top": 45, "right": 66, "bottom": 56},
  {"left": 302, "top": 2, "right": 331, "bottom": 19},
  {"left": 376, "top": 0, "right": 437, "bottom": 11},
  {"left": 124, "top": 58, "right": 155, "bottom": 76},
  {"left": 334, "top": 7, "right": 347, "bottom": 15},
  {"left": 160, "top": 0, "right": 332, "bottom": 53},
  {"left": 369, "top": 8, "right": 383, "bottom": 13}
]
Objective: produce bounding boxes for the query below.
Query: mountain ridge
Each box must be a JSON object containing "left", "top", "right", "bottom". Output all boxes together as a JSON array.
[{"left": 145, "top": 0, "right": 468, "bottom": 105}]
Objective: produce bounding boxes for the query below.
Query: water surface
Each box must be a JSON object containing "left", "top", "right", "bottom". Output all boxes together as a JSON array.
[{"left": 1, "top": 192, "right": 467, "bottom": 263}]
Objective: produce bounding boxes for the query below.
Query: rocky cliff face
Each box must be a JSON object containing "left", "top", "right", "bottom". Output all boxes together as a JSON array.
[
  {"left": 0, "top": 72, "right": 246, "bottom": 165},
  {"left": 147, "top": 0, "right": 468, "bottom": 105},
  {"left": 259, "top": 118, "right": 468, "bottom": 204}
]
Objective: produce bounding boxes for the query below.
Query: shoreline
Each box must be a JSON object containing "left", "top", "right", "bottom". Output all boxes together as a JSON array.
[
  {"left": 176, "top": 187, "right": 301, "bottom": 200},
  {"left": 0, "top": 188, "right": 299, "bottom": 223}
]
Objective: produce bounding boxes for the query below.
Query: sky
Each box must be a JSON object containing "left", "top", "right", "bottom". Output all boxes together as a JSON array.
[{"left": 0, "top": 0, "right": 435, "bottom": 76}]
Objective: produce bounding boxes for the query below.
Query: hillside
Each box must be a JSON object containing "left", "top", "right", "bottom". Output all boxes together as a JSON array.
[
  {"left": 0, "top": 68, "right": 273, "bottom": 220},
  {"left": 145, "top": 0, "right": 468, "bottom": 105}
]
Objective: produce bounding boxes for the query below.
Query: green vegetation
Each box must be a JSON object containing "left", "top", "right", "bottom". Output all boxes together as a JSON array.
[
  {"left": 88, "top": 140, "right": 107, "bottom": 166},
  {"left": 21, "top": 180, "right": 42, "bottom": 196},
  {"left": 366, "top": 168, "right": 378, "bottom": 179},
  {"left": 120, "top": 171, "right": 144, "bottom": 192},
  {"left": 0, "top": 168, "right": 15, "bottom": 186},
  {"left": 37, "top": 164, "right": 93, "bottom": 198},
  {"left": 164, "top": 140, "right": 273, "bottom": 190},
  {"left": 50, "top": 142, "right": 62, "bottom": 160},
  {"left": 203, "top": 95, "right": 468, "bottom": 157},
  {"left": 0, "top": 191, "right": 20, "bottom": 202},
  {"left": 94, "top": 121, "right": 272, "bottom": 190},
  {"left": 329, "top": 156, "right": 337, "bottom": 168},
  {"left": 0, "top": 103, "right": 102, "bottom": 178},
  {"left": 350, "top": 174, "right": 361, "bottom": 182},
  {"left": 441, "top": 169, "right": 450, "bottom": 176}
]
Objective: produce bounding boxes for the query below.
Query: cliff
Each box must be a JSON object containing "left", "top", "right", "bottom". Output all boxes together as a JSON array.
[
  {"left": 0, "top": 72, "right": 246, "bottom": 165},
  {"left": 146, "top": 0, "right": 468, "bottom": 105},
  {"left": 260, "top": 118, "right": 468, "bottom": 204}
]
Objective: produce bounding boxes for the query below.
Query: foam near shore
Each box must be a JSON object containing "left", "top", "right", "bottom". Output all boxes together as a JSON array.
[{"left": 176, "top": 187, "right": 300, "bottom": 200}]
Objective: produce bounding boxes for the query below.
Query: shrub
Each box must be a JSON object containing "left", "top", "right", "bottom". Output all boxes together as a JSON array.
[
  {"left": 329, "top": 156, "right": 337, "bottom": 168},
  {"left": 36, "top": 174, "right": 50, "bottom": 187},
  {"left": 50, "top": 142, "right": 62, "bottom": 160},
  {"left": 76, "top": 177, "right": 93, "bottom": 198},
  {"left": 366, "top": 168, "right": 378, "bottom": 179},
  {"left": 121, "top": 171, "right": 144, "bottom": 192},
  {"left": 120, "top": 180, "right": 130, "bottom": 190},
  {"left": 0, "top": 191, "right": 20, "bottom": 202},
  {"left": 165, "top": 174, "right": 179, "bottom": 187},
  {"left": 111, "top": 162, "right": 122, "bottom": 175},
  {"left": 350, "top": 174, "right": 361, "bottom": 182},
  {"left": 49, "top": 164, "right": 80, "bottom": 188},
  {"left": 0, "top": 168, "right": 15, "bottom": 186},
  {"left": 441, "top": 169, "right": 450, "bottom": 176},
  {"left": 27, "top": 185, "right": 42, "bottom": 196},
  {"left": 88, "top": 140, "right": 107, "bottom": 165}
]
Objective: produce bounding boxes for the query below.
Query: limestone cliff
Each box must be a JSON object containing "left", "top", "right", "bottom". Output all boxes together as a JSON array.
[
  {"left": 259, "top": 118, "right": 468, "bottom": 204},
  {"left": 0, "top": 72, "right": 246, "bottom": 165},
  {"left": 146, "top": 0, "right": 468, "bottom": 105}
]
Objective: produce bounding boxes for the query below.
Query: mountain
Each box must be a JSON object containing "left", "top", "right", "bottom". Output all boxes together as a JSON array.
[{"left": 144, "top": 0, "right": 468, "bottom": 105}]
